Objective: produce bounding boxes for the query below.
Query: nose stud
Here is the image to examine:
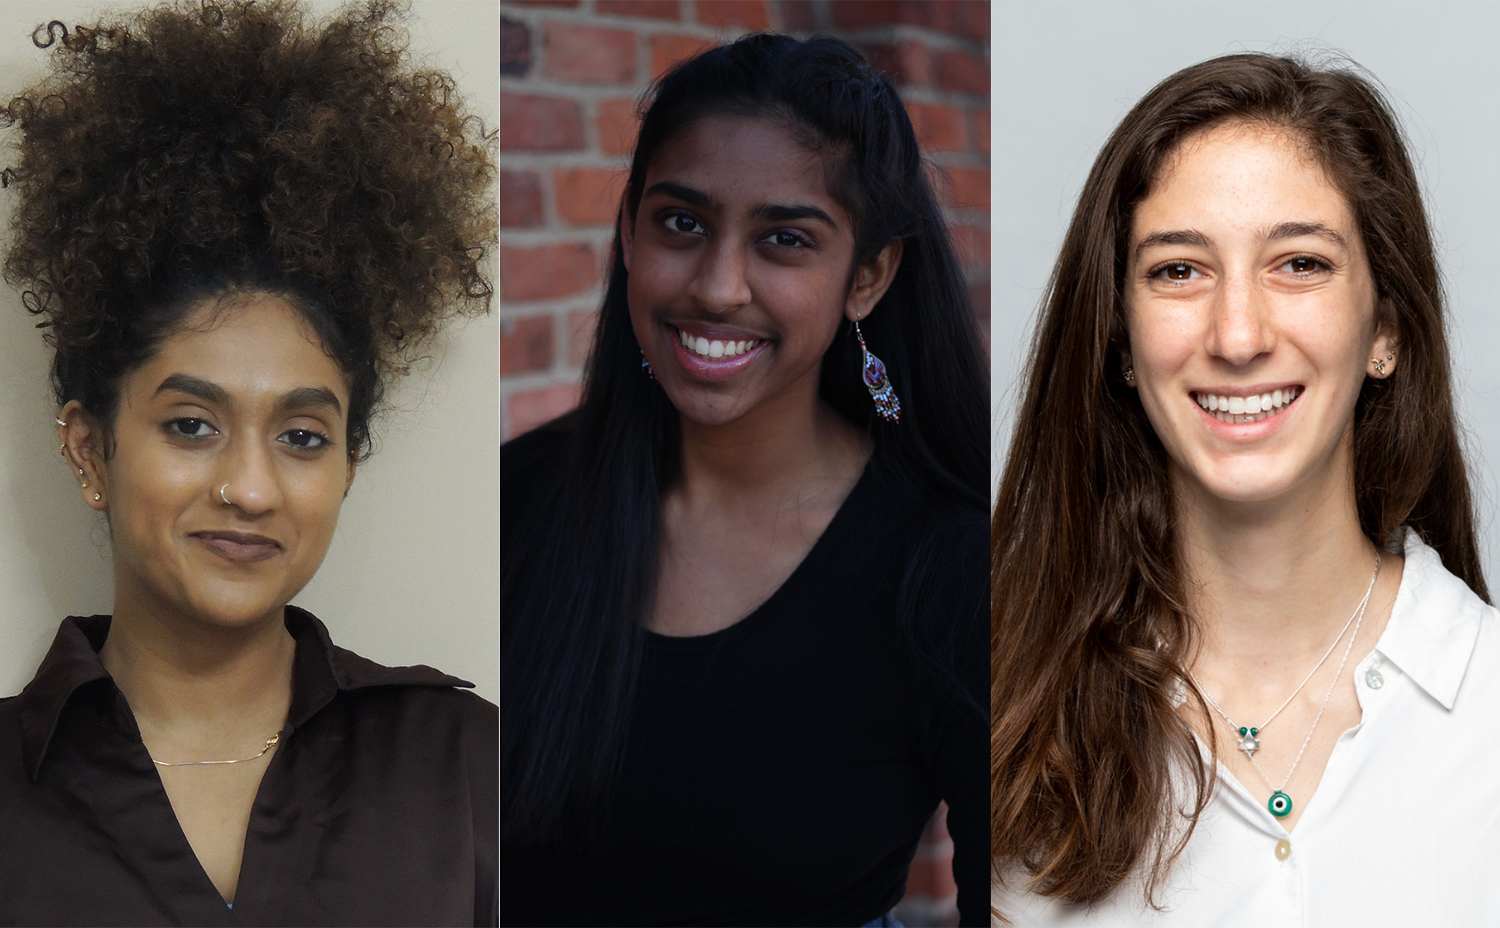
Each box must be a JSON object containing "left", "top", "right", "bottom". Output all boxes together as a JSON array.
[{"left": 220, "top": 484, "right": 233, "bottom": 507}]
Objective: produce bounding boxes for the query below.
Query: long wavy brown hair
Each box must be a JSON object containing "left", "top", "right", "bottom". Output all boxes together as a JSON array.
[{"left": 990, "top": 53, "right": 1491, "bottom": 911}]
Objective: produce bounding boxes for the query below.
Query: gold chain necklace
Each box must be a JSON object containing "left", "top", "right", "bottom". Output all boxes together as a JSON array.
[{"left": 151, "top": 730, "right": 282, "bottom": 767}]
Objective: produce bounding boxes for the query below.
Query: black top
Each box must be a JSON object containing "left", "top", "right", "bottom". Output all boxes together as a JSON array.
[
  {"left": 501, "top": 426, "right": 989, "bottom": 927},
  {"left": 0, "top": 606, "right": 498, "bottom": 927}
]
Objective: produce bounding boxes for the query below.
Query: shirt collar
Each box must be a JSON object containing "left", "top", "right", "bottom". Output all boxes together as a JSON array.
[
  {"left": 16, "top": 605, "right": 473, "bottom": 782},
  {"left": 1373, "top": 529, "right": 1486, "bottom": 710}
]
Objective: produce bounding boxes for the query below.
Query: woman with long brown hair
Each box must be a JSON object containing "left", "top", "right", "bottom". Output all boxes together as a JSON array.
[{"left": 992, "top": 54, "right": 1497, "bottom": 924}]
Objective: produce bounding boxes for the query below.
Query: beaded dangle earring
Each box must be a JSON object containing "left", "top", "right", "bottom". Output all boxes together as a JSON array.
[
  {"left": 853, "top": 315, "right": 899, "bottom": 422},
  {"left": 640, "top": 350, "right": 656, "bottom": 381}
]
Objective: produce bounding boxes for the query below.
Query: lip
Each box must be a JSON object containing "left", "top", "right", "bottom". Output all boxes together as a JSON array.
[
  {"left": 1190, "top": 386, "right": 1301, "bottom": 441},
  {"left": 667, "top": 323, "right": 769, "bottom": 382},
  {"left": 191, "top": 530, "right": 282, "bottom": 564}
]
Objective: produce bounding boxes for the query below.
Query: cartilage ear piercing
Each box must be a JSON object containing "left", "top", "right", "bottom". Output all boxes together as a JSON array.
[{"left": 54, "top": 417, "right": 66, "bottom": 427}]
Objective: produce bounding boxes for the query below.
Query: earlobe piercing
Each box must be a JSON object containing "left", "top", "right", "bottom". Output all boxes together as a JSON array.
[
  {"left": 1371, "top": 352, "right": 1395, "bottom": 376},
  {"left": 92, "top": 493, "right": 101, "bottom": 502},
  {"left": 1123, "top": 364, "right": 1136, "bottom": 387}
]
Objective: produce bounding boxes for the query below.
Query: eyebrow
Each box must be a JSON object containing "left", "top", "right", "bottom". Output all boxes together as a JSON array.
[
  {"left": 643, "top": 180, "right": 839, "bottom": 230},
  {"left": 154, "top": 374, "right": 343, "bottom": 415},
  {"left": 1134, "top": 221, "right": 1350, "bottom": 260}
]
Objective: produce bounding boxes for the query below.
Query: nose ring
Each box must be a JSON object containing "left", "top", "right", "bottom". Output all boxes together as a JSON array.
[{"left": 220, "top": 484, "right": 233, "bottom": 507}]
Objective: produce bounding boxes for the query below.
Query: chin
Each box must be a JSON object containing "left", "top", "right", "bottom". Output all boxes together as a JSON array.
[{"left": 1174, "top": 457, "right": 1304, "bottom": 507}]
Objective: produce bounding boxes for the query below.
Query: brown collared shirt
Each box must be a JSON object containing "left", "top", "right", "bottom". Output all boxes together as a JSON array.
[{"left": 0, "top": 607, "right": 497, "bottom": 927}]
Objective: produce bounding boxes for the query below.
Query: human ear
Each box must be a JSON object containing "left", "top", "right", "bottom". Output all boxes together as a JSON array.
[
  {"left": 1120, "top": 350, "right": 1136, "bottom": 388},
  {"left": 619, "top": 190, "right": 635, "bottom": 274},
  {"left": 57, "top": 399, "right": 108, "bottom": 511},
  {"left": 1370, "top": 313, "right": 1399, "bottom": 379},
  {"left": 843, "top": 240, "right": 903, "bottom": 322},
  {"left": 344, "top": 455, "right": 357, "bottom": 500}
]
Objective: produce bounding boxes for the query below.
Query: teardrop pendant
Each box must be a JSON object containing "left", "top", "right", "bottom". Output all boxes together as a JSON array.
[
  {"left": 1268, "top": 790, "right": 1293, "bottom": 818},
  {"left": 854, "top": 320, "right": 900, "bottom": 423}
]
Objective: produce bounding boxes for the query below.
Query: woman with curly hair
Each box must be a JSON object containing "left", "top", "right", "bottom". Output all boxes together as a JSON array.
[
  {"left": 501, "top": 33, "right": 989, "bottom": 927},
  {"left": 992, "top": 54, "right": 1496, "bottom": 924},
  {"left": 0, "top": 1, "right": 497, "bottom": 923}
]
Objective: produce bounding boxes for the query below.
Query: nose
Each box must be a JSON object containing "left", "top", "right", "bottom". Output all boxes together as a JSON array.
[
  {"left": 687, "top": 239, "right": 751, "bottom": 314},
  {"left": 1208, "top": 271, "right": 1275, "bottom": 365},
  {"left": 217, "top": 436, "right": 283, "bottom": 515}
]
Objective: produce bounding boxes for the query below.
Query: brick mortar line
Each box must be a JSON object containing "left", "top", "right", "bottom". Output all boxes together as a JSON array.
[{"left": 503, "top": 9, "right": 988, "bottom": 89}]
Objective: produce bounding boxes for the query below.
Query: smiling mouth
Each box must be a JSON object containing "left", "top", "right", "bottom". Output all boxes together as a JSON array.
[
  {"left": 675, "top": 326, "right": 760, "bottom": 359},
  {"left": 1192, "top": 386, "right": 1301, "bottom": 424}
]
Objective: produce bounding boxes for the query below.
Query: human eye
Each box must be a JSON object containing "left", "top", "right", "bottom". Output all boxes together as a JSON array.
[
  {"left": 1279, "top": 254, "right": 1331, "bottom": 276},
  {"left": 164, "top": 417, "right": 218, "bottom": 440},
  {"left": 280, "top": 428, "right": 333, "bottom": 452},
  {"left": 758, "top": 228, "right": 814, "bottom": 250},
  {"left": 1146, "top": 261, "right": 1203, "bottom": 283},
  {"left": 661, "top": 211, "right": 706, "bottom": 236}
]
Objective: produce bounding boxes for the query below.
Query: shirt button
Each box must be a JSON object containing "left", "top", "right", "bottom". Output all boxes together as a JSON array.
[
  {"left": 1275, "top": 839, "right": 1291, "bottom": 862},
  {"left": 1365, "top": 667, "right": 1385, "bottom": 689}
]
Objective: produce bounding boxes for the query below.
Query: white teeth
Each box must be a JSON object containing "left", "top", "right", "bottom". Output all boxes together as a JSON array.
[
  {"left": 1193, "top": 388, "right": 1300, "bottom": 425},
  {"left": 676, "top": 327, "right": 759, "bottom": 359}
]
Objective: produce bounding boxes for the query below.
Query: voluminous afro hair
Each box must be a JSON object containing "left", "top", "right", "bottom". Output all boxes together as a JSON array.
[{"left": 1, "top": 0, "right": 496, "bottom": 459}]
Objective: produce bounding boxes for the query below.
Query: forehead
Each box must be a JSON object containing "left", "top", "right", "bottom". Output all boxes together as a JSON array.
[
  {"left": 1134, "top": 122, "right": 1356, "bottom": 241},
  {"left": 127, "top": 295, "right": 348, "bottom": 405},
  {"left": 644, "top": 113, "right": 842, "bottom": 213}
]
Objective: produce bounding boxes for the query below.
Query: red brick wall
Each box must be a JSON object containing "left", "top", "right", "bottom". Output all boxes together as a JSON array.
[{"left": 501, "top": 5, "right": 987, "bottom": 920}]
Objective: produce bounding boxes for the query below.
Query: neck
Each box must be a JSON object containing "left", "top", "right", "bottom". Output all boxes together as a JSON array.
[
  {"left": 100, "top": 591, "right": 295, "bottom": 733},
  {"left": 675, "top": 384, "right": 867, "bottom": 510},
  {"left": 1176, "top": 458, "right": 1378, "bottom": 685}
]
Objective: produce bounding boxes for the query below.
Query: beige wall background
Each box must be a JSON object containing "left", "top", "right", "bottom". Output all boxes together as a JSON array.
[{"left": 0, "top": 0, "right": 499, "bottom": 704}]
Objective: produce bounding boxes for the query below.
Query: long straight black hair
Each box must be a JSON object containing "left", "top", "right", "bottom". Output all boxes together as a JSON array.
[{"left": 501, "top": 33, "right": 988, "bottom": 850}]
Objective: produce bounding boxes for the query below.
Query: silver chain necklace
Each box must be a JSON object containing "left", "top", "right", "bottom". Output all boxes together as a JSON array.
[{"left": 1188, "top": 552, "right": 1380, "bottom": 819}]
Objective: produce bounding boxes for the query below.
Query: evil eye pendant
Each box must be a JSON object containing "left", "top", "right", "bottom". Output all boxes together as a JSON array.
[{"left": 1268, "top": 791, "right": 1293, "bottom": 818}]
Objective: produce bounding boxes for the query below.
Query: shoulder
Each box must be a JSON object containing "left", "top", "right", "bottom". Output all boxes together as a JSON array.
[{"left": 501, "top": 419, "right": 572, "bottom": 487}]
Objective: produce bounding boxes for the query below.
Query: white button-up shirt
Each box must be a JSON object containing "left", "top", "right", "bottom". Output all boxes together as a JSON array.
[{"left": 994, "top": 531, "right": 1500, "bottom": 926}]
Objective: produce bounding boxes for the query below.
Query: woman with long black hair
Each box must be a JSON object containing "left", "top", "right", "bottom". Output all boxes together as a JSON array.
[{"left": 502, "top": 33, "right": 989, "bottom": 928}]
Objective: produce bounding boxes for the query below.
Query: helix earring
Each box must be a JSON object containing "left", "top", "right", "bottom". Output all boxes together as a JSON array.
[
  {"left": 1371, "top": 352, "right": 1394, "bottom": 376},
  {"left": 853, "top": 316, "right": 900, "bottom": 423},
  {"left": 1123, "top": 364, "right": 1136, "bottom": 387},
  {"left": 54, "top": 417, "right": 66, "bottom": 427}
]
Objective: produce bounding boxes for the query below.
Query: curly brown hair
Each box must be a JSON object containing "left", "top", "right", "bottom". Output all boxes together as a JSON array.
[{"left": 1, "top": 0, "right": 495, "bottom": 459}]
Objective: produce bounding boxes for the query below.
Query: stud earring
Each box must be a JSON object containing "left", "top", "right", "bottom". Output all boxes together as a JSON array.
[
  {"left": 1371, "top": 352, "right": 1394, "bottom": 376},
  {"left": 640, "top": 350, "right": 656, "bottom": 381},
  {"left": 92, "top": 493, "right": 101, "bottom": 502},
  {"left": 1123, "top": 364, "right": 1136, "bottom": 387},
  {"left": 853, "top": 317, "right": 899, "bottom": 423}
]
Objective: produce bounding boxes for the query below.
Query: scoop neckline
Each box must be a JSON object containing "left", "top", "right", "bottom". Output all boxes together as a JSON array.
[{"left": 642, "top": 458, "right": 877, "bottom": 652}]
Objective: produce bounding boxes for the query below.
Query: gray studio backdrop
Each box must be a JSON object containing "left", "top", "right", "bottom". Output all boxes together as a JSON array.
[
  {"left": 991, "top": 1, "right": 1500, "bottom": 585},
  {"left": 0, "top": 1, "right": 499, "bottom": 702}
]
